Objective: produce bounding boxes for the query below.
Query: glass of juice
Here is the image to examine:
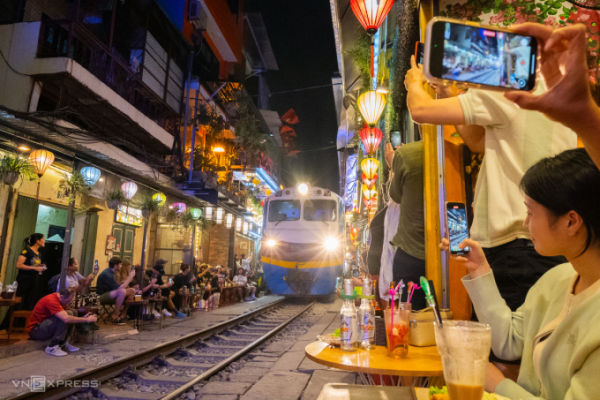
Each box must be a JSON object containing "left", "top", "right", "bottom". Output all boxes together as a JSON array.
[
  {"left": 434, "top": 320, "right": 492, "bottom": 400},
  {"left": 384, "top": 302, "right": 411, "bottom": 358}
]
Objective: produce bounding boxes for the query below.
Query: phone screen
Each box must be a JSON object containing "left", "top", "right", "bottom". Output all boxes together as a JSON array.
[
  {"left": 446, "top": 202, "right": 470, "bottom": 254},
  {"left": 428, "top": 20, "right": 536, "bottom": 90}
]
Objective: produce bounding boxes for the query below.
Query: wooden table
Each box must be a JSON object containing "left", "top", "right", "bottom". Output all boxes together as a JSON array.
[
  {"left": 0, "top": 296, "right": 22, "bottom": 341},
  {"left": 316, "top": 383, "right": 429, "bottom": 400},
  {"left": 305, "top": 341, "right": 443, "bottom": 387}
]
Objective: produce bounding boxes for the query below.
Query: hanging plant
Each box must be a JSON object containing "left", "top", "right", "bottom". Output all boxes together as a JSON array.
[
  {"left": 180, "top": 210, "right": 195, "bottom": 229},
  {"left": 140, "top": 195, "right": 162, "bottom": 218},
  {"left": 58, "top": 171, "right": 87, "bottom": 203},
  {"left": 0, "top": 153, "right": 36, "bottom": 186},
  {"left": 105, "top": 188, "right": 125, "bottom": 210},
  {"left": 346, "top": 30, "right": 373, "bottom": 93}
]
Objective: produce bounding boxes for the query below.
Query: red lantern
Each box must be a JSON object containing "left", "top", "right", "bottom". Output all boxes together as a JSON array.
[
  {"left": 362, "top": 172, "right": 378, "bottom": 188},
  {"left": 360, "top": 125, "right": 383, "bottom": 155},
  {"left": 349, "top": 227, "right": 359, "bottom": 242},
  {"left": 350, "top": 0, "right": 395, "bottom": 35}
]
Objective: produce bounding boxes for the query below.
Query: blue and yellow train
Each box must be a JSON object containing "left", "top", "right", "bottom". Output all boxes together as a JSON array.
[{"left": 260, "top": 184, "right": 345, "bottom": 296}]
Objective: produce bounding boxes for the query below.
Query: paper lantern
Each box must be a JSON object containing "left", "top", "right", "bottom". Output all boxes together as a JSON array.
[
  {"left": 265, "top": 189, "right": 272, "bottom": 196},
  {"left": 172, "top": 202, "right": 186, "bottom": 214},
  {"left": 225, "top": 213, "right": 234, "bottom": 228},
  {"left": 152, "top": 192, "right": 166, "bottom": 207},
  {"left": 121, "top": 181, "right": 137, "bottom": 200},
  {"left": 357, "top": 91, "right": 386, "bottom": 126},
  {"left": 252, "top": 178, "right": 260, "bottom": 186},
  {"left": 362, "top": 184, "right": 377, "bottom": 201},
  {"left": 80, "top": 166, "right": 101, "bottom": 186},
  {"left": 350, "top": 0, "right": 395, "bottom": 35},
  {"left": 361, "top": 158, "right": 379, "bottom": 180},
  {"left": 349, "top": 227, "right": 359, "bottom": 242},
  {"left": 190, "top": 208, "right": 202, "bottom": 220},
  {"left": 29, "top": 149, "right": 54, "bottom": 177},
  {"left": 360, "top": 125, "right": 383, "bottom": 155}
]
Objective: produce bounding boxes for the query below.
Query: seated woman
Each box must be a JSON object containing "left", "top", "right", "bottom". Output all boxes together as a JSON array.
[
  {"left": 443, "top": 148, "right": 600, "bottom": 399},
  {"left": 233, "top": 268, "right": 256, "bottom": 301}
]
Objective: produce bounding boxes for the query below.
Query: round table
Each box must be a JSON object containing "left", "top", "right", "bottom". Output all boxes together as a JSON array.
[{"left": 305, "top": 341, "right": 444, "bottom": 387}]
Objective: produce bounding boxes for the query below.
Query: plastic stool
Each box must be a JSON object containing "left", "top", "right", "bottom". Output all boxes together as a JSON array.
[{"left": 9, "top": 310, "right": 32, "bottom": 333}]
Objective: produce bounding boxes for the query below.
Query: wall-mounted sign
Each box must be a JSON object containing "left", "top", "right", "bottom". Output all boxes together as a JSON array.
[{"left": 115, "top": 205, "right": 143, "bottom": 227}]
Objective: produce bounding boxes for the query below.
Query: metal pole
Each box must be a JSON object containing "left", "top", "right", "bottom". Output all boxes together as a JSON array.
[
  {"left": 59, "top": 160, "right": 79, "bottom": 292},
  {"left": 188, "top": 81, "right": 200, "bottom": 182},
  {"left": 140, "top": 216, "right": 149, "bottom": 287},
  {"left": 182, "top": 51, "right": 194, "bottom": 171}
]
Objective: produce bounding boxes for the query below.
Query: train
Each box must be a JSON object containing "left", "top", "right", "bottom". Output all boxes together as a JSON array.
[{"left": 260, "top": 184, "right": 345, "bottom": 296}]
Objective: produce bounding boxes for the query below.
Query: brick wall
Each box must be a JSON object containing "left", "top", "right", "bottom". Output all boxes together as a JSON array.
[{"left": 202, "top": 223, "right": 232, "bottom": 267}]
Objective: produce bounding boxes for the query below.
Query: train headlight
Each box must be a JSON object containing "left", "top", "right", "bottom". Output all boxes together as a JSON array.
[
  {"left": 265, "top": 238, "right": 278, "bottom": 248},
  {"left": 297, "top": 183, "right": 309, "bottom": 196},
  {"left": 323, "top": 236, "right": 339, "bottom": 252}
]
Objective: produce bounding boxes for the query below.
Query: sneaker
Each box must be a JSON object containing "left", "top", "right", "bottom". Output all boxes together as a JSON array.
[
  {"left": 45, "top": 345, "right": 68, "bottom": 357},
  {"left": 63, "top": 342, "right": 80, "bottom": 352},
  {"left": 175, "top": 312, "right": 186, "bottom": 318},
  {"left": 162, "top": 309, "right": 172, "bottom": 317},
  {"left": 152, "top": 310, "right": 161, "bottom": 319}
]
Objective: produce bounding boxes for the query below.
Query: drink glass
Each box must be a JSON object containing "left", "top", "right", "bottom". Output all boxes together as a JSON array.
[
  {"left": 384, "top": 302, "right": 411, "bottom": 358},
  {"left": 434, "top": 320, "right": 491, "bottom": 400}
]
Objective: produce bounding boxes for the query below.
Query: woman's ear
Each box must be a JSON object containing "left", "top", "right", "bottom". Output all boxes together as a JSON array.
[{"left": 565, "top": 210, "right": 584, "bottom": 235}]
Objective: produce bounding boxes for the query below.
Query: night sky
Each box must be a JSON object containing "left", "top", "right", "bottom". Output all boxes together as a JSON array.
[{"left": 247, "top": 0, "right": 340, "bottom": 193}]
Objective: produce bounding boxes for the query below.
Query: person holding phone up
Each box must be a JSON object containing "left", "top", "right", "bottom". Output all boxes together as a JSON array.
[{"left": 405, "top": 45, "right": 576, "bottom": 311}]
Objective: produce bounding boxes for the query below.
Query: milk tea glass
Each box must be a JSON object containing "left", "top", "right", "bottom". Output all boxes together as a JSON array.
[
  {"left": 434, "top": 320, "right": 492, "bottom": 400},
  {"left": 384, "top": 302, "right": 411, "bottom": 358}
]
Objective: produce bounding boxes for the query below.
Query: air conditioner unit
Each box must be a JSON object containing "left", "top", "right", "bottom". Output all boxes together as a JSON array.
[{"left": 189, "top": 0, "right": 201, "bottom": 21}]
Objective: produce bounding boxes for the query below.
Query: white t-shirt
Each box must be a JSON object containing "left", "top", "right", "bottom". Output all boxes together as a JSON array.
[
  {"left": 233, "top": 275, "right": 247, "bottom": 285},
  {"left": 57, "top": 271, "right": 85, "bottom": 291},
  {"left": 458, "top": 85, "right": 577, "bottom": 247}
]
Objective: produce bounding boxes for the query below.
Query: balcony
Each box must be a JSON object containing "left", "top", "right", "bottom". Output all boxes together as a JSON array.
[{"left": 31, "top": 15, "right": 177, "bottom": 153}]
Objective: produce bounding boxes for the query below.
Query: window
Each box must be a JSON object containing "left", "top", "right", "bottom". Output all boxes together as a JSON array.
[
  {"left": 304, "top": 200, "right": 337, "bottom": 222},
  {"left": 268, "top": 200, "right": 301, "bottom": 222}
]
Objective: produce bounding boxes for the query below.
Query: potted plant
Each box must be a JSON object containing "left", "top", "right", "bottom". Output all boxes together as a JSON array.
[
  {"left": 0, "top": 153, "right": 36, "bottom": 186},
  {"left": 140, "top": 195, "right": 162, "bottom": 218},
  {"left": 58, "top": 171, "right": 88, "bottom": 203},
  {"left": 105, "top": 189, "right": 125, "bottom": 210}
]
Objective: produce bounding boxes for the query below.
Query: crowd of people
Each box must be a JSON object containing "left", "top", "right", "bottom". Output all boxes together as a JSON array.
[
  {"left": 395, "top": 22, "right": 600, "bottom": 400},
  {"left": 8, "top": 242, "right": 260, "bottom": 357}
]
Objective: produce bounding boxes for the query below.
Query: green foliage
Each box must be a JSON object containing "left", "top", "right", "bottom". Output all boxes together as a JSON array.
[
  {"left": 196, "top": 106, "right": 227, "bottom": 137},
  {"left": 105, "top": 188, "right": 125, "bottom": 209},
  {"left": 346, "top": 30, "right": 372, "bottom": 92},
  {"left": 233, "top": 100, "right": 268, "bottom": 166},
  {"left": 180, "top": 210, "right": 195, "bottom": 229},
  {"left": 0, "top": 153, "right": 36, "bottom": 183},
  {"left": 140, "top": 195, "right": 162, "bottom": 215},
  {"left": 59, "top": 171, "right": 87, "bottom": 203}
]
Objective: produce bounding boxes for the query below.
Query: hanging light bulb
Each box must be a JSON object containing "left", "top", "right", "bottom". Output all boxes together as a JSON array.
[
  {"left": 360, "top": 125, "right": 383, "bottom": 155},
  {"left": 172, "top": 202, "right": 186, "bottom": 214},
  {"left": 80, "top": 166, "right": 101, "bottom": 186},
  {"left": 29, "top": 149, "right": 54, "bottom": 178},
  {"left": 152, "top": 192, "right": 166, "bottom": 207},
  {"left": 361, "top": 157, "right": 379, "bottom": 180},
  {"left": 357, "top": 90, "right": 386, "bottom": 126},
  {"left": 121, "top": 181, "right": 138, "bottom": 200},
  {"left": 350, "top": 0, "right": 395, "bottom": 35},
  {"left": 190, "top": 208, "right": 202, "bottom": 220}
]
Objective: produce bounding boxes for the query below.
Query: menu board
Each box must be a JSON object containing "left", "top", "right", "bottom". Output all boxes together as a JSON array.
[{"left": 115, "top": 205, "right": 143, "bottom": 227}]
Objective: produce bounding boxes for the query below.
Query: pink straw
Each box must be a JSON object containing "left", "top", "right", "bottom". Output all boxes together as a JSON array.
[{"left": 407, "top": 283, "right": 421, "bottom": 304}]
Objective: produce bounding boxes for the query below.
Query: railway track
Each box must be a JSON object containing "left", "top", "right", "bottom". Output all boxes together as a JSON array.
[{"left": 12, "top": 299, "right": 315, "bottom": 400}]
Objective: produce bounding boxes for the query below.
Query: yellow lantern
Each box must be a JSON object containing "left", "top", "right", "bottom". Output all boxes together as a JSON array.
[
  {"left": 362, "top": 184, "right": 377, "bottom": 201},
  {"left": 361, "top": 157, "right": 379, "bottom": 180},
  {"left": 265, "top": 189, "right": 272, "bottom": 196},
  {"left": 152, "top": 192, "right": 166, "bottom": 207},
  {"left": 252, "top": 178, "right": 260, "bottom": 186},
  {"left": 29, "top": 149, "right": 54, "bottom": 177},
  {"left": 357, "top": 90, "right": 386, "bottom": 126}
]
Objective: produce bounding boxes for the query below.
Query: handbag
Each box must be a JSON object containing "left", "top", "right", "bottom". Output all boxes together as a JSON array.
[{"left": 409, "top": 308, "right": 453, "bottom": 346}]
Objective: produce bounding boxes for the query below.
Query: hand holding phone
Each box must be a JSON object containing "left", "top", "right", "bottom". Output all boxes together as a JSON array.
[
  {"left": 446, "top": 202, "right": 470, "bottom": 255},
  {"left": 425, "top": 18, "right": 537, "bottom": 91}
]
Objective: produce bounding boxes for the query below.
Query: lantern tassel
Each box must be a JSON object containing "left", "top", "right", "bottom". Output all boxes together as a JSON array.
[{"left": 370, "top": 42, "right": 374, "bottom": 79}]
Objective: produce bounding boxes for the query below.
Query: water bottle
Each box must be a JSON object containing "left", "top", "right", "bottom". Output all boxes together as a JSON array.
[
  {"left": 358, "top": 277, "right": 375, "bottom": 349},
  {"left": 340, "top": 279, "right": 358, "bottom": 352}
]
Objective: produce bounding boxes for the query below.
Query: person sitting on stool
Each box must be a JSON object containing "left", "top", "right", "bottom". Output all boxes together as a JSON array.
[
  {"left": 28, "top": 287, "right": 97, "bottom": 357},
  {"left": 96, "top": 257, "right": 136, "bottom": 324},
  {"left": 233, "top": 268, "right": 256, "bottom": 301}
]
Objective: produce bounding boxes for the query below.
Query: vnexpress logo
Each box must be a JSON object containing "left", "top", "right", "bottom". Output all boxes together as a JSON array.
[{"left": 30, "top": 376, "right": 46, "bottom": 392}]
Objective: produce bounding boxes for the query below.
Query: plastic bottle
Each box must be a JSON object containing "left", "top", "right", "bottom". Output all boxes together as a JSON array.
[
  {"left": 358, "top": 277, "right": 376, "bottom": 349},
  {"left": 340, "top": 279, "right": 358, "bottom": 352}
]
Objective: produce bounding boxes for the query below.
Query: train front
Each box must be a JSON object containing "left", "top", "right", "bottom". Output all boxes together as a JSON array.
[{"left": 260, "top": 184, "right": 344, "bottom": 296}]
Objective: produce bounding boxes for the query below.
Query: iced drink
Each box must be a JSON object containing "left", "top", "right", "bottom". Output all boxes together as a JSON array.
[
  {"left": 384, "top": 303, "right": 411, "bottom": 358},
  {"left": 434, "top": 320, "right": 491, "bottom": 400}
]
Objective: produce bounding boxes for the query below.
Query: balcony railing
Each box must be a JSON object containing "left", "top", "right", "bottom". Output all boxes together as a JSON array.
[{"left": 36, "top": 15, "right": 178, "bottom": 133}]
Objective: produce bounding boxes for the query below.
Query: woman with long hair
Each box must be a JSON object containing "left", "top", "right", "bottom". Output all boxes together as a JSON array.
[
  {"left": 16, "top": 233, "right": 47, "bottom": 309},
  {"left": 443, "top": 148, "right": 600, "bottom": 399}
]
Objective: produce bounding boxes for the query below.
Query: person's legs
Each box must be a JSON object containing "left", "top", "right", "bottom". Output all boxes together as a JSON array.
[
  {"left": 483, "top": 239, "right": 566, "bottom": 311},
  {"left": 392, "top": 248, "right": 426, "bottom": 310},
  {"left": 109, "top": 288, "right": 126, "bottom": 319},
  {"left": 29, "top": 316, "right": 69, "bottom": 347}
]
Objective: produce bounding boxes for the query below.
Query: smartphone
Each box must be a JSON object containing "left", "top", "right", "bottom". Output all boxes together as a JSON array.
[
  {"left": 446, "top": 202, "right": 470, "bottom": 254},
  {"left": 424, "top": 17, "right": 537, "bottom": 91},
  {"left": 390, "top": 131, "right": 402, "bottom": 149},
  {"left": 93, "top": 259, "right": 99, "bottom": 274},
  {"left": 414, "top": 41, "right": 424, "bottom": 65}
]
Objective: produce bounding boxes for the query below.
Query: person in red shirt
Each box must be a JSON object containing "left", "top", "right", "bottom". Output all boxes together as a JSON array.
[{"left": 28, "top": 288, "right": 97, "bottom": 357}]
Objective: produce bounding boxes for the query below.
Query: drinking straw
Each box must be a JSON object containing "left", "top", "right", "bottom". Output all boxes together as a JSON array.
[
  {"left": 407, "top": 283, "right": 421, "bottom": 304},
  {"left": 395, "top": 279, "right": 405, "bottom": 303},
  {"left": 420, "top": 276, "right": 442, "bottom": 326}
]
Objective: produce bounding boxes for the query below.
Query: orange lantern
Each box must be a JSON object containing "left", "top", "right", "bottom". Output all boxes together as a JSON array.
[
  {"left": 349, "top": 227, "right": 359, "bottom": 242},
  {"left": 362, "top": 172, "right": 378, "bottom": 188},
  {"left": 361, "top": 157, "right": 379, "bottom": 180},
  {"left": 350, "top": 0, "right": 395, "bottom": 35},
  {"left": 360, "top": 125, "right": 383, "bottom": 155},
  {"left": 362, "top": 184, "right": 377, "bottom": 201},
  {"left": 29, "top": 149, "right": 54, "bottom": 177},
  {"left": 357, "top": 91, "right": 386, "bottom": 126}
]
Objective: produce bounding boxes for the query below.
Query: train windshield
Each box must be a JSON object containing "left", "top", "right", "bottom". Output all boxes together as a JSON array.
[
  {"left": 268, "top": 200, "right": 301, "bottom": 222},
  {"left": 303, "top": 200, "right": 337, "bottom": 222}
]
